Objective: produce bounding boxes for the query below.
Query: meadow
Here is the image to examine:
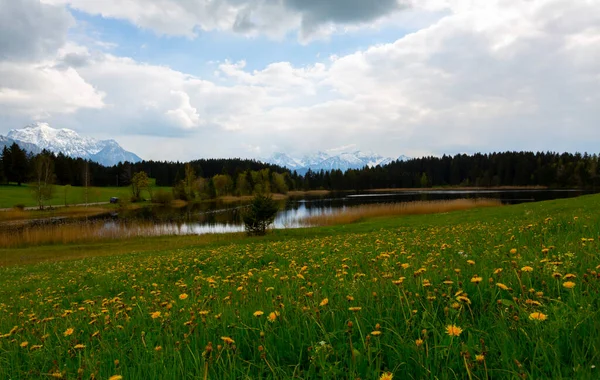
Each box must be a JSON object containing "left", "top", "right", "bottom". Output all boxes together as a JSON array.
[
  {"left": 0, "top": 183, "right": 171, "bottom": 209},
  {"left": 0, "top": 195, "right": 599, "bottom": 379}
]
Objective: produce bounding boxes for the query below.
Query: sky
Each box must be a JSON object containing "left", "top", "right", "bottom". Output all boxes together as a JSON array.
[{"left": 0, "top": 0, "right": 599, "bottom": 161}]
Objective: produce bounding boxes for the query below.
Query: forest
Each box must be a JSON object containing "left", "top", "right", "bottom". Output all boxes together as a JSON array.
[{"left": 2, "top": 142, "right": 599, "bottom": 200}]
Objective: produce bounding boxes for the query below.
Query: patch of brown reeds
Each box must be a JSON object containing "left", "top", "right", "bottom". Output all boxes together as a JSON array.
[
  {"left": 0, "top": 221, "right": 241, "bottom": 249},
  {"left": 301, "top": 198, "right": 502, "bottom": 226},
  {"left": 0, "top": 206, "right": 109, "bottom": 222}
]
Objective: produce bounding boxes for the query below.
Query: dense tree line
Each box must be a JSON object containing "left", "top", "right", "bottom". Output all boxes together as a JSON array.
[{"left": 2, "top": 147, "right": 599, "bottom": 195}]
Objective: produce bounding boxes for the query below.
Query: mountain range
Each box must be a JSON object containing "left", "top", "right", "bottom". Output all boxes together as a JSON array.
[
  {"left": 264, "top": 151, "right": 410, "bottom": 174},
  {"left": 0, "top": 123, "right": 142, "bottom": 167}
]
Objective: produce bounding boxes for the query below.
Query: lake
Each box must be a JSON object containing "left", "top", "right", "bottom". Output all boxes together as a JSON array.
[{"left": 100, "top": 189, "right": 594, "bottom": 236}]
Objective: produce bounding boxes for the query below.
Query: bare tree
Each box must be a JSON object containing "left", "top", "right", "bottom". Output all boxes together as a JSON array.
[{"left": 30, "top": 153, "right": 55, "bottom": 210}]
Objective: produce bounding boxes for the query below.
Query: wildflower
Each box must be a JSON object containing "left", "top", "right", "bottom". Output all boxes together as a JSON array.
[
  {"left": 529, "top": 312, "right": 547, "bottom": 321},
  {"left": 470, "top": 276, "right": 483, "bottom": 284},
  {"left": 476, "top": 354, "right": 485, "bottom": 362},
  {"left": 563, "top": 281, "right": 576, "bottom": 289},
  {"left": 371, "top": 330, "right": 382, "bottom": 336},
  {"left": 268, "top": 312, "right": 277, "bottom": 323},
  {"left": 510, "top": 248, "right": 517, "bottom": 254},
  {"left": 521, "top": 266, "right": 533, "bottom": 272},
  {"left": 296, "top": 273, "right": 305, "bottom": 280},
  {"left": 496, "top": 283, "right": 509, "bottom": 290},
  {"left": 346, "top": 295, "right": 354, "bottom": 301},
  {"left": 467, "top": 260, "right": 475, "bottom": 265},
  {"left": 74, "top": 344, "right": 86, "bottom": 349},
  {"left": 401, "top": 263, "right": 410, "bottom": 269},
  {"left": 253, "top": 310, "right": 264, "bottom": 317},
  {"left": 108, "top": 376, "right": 123, "bottom": 380},
  {"left": 64, "top": 328, "right": 74, "bottom": 337},
  {"left": 380, "top": 372, "right": 393, "bottom": 380},
  {"left": 179, "top": 293, "right": 188, "bottom": 300},
  {"left": 155, "top": 346, "right": 162, "bottom": 352},
  {"left": 20, "top": 341, "right": 28, "bottom": 348},
  {"left": 91, "top": 331, "right": 100, "bottom": 337},
  {"left": 563, "top": 274, "right": 576, "bottom": 280},
  {"left": 319, "top": 298, "right": 329, "bottom": 307},
  {"left": 150, "top": 311, "right": 161, "bottom": 319},
  {"left": 221, "top": 336, "right": 235, "bottom": 345},
  {"left": 30, "top": 345, "right": 43, "bottom": 351},
  {"left": 415, "top": 338, "right": 424, "bottom": 347},
  {"left": 445, "top": 325, "right": 463, "bottom": 337},
  {"left": 348, "top": 307, "right": 362, "bottom": 312},
  {"left": 493, "top": 268, "right": 503, "bottom": 275},
  {"left": 552, "top": 272, "right": 562, "bottom": 279}
]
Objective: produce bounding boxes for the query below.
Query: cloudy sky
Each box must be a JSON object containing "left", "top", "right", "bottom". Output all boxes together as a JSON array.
[{"left": 0, "top": 0, "right": 599, "bottom": 161}]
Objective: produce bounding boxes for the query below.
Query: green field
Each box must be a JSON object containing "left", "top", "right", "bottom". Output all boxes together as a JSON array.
[
  {"left": 0, "top": 183, "right": 170, "bottom": 208},
  {"left": 1, "top": 195, "right": 599, "bottom": 379}
]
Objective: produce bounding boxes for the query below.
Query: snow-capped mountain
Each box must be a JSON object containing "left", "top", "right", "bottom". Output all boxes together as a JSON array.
[
  {"left": 264, "top": 150, "right": 409, "bottom": 174},
  {"left": 2, "top": 122, "right": 142, "bottom": 166}
]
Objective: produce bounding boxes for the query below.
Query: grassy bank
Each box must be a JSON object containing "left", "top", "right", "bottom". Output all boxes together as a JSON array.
[
  {"left": 0, "top": 194, "right": 599, "bottom": 379},
  {"left": 0, "top": 184, "right": 172, "bottom": 209}
]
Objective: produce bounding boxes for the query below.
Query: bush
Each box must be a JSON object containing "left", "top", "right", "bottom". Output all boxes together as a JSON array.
[
  {"left": 153, "top": 190, "right": 174, "bottom": 205},
  {"left": 242, "top": 194, "right": 279, "bottom": 236},
  {"left": 13, "top": 204, "right": 26, "bottom": 211}
]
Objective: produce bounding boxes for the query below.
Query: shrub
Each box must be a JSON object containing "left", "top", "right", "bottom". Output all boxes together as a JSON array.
[
  {"left": 242, "top": 194, "right": 278, "bottom": 236},
  {"left": 13, "top": 204, "right": 26, "bottom": 211},
  {"left": 153, "top": 190, "right": 174, "bottom": 205}
]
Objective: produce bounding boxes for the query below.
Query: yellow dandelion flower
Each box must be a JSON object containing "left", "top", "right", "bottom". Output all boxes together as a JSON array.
[
  {"left": 296, "top": 273, "right": 305, "bottom": 280},
  {"left": 150, "top": 311, "right": 161, "bottom": 319},
  {"left": 371, "top": 330, "right": 382, "bottom": 336},
  {"left": 563, "top": 273, "right": 576, "bottom": 280},
  {"left": 253, "top": 310, "right": 264, "bottom": 317},
  {"left": 30, "top": 344, "right": 43, "bottom": 351},
  {"left": 108, "top": 376, "right": 123, "bottom": 380},
  {"left": 445, "top": 325, "right": 463, "bottom": 337},
  {"left": 221, "top": 336, "right": 235, "bottom": 345},
  {"left": 493, "top": 268, "right": 503, "bottom": 275},
  {"left": 319, "top": 298, "right": 329, "bottom": 307},
  {"left": 470, "top": 276, "right": 483, "bottom": 284},
  {"left": 415, "top": 338, "right": 424, "bottom": 347},
  {"left": 563, "top": 281, "right": 576, "bottom": 289},
  {"left": 521, "top": 266, "right": 533, "bottom": 272},
  {"left": 63, "top": 328, "right": 74, "bottom": 337},
  {"left": 20, "top": 341, "right": 28, "bottom": 348},
  {"left": 467, "top": 260, "right": 475, "bottom": 265},
  {"left": 74, "top": 344, "right": 86, "bottom": 349},
  {"left": 496, "top": 283, "right": 509, "bottom": 290},
  {"left": 346, "top": 295, "right": 354, "bottom": 301},
  {"left": 401, "top": 263, "right": 410, "bottom": 269},
  {"left": 155, "top": 346, "right": 162, "bottom": 351},
  {"left": 178, "top": 293, "right": 188, "bottom": 300},
  {"left": 476, "top": 354, "right": 485, "bottom": 362},
  {"left": 510, "top": 248, "right": 517, "bottom": 254},
  {"left": 348, "top": 307, "right": 362, "bottom": 312},
  {"left": 268, "top": 312, "right": 277, "bottom": 323},
  {"left": 529, "top": 312, "right": 547, "bottom": 321},
  {"left": 380, "top": 372, "right": 393, "bottom": 380},
  {"left": 552, "top": 272, "right": 562, "bottom": 279}
]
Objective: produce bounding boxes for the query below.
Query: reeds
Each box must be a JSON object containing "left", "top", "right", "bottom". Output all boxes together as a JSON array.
[
  {"left": 0, "top": 220, "right": 240, "bottom": 248},
  {"left": 301, "top": 198, "right": 502, "bottom": 226},
  {"left": 0, "top": 206, "right": 109, "bottom": 222}
]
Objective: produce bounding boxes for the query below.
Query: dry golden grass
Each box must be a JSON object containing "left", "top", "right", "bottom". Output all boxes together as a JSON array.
[
  {"left": 365, "top": 186, "right": 547, "bottom": 192},
  {"left": 0, "top": 206, "right": 109, "bottom": 222},
  {"left": 301, "top": 198, "right": 502, "bottom": 226},
  {"left": 0, "top": 220, "right": 241, "bottom": 249}
]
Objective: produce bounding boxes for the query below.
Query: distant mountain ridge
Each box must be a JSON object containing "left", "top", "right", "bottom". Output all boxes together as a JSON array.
[
  {"left": 264, "top": 150, "right": 410, "bottom": 174},
  {"left": 0, "top": 123, "right": 142, "bottom": 166}
]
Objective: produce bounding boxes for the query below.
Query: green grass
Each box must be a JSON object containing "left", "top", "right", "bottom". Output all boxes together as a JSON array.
[
  {"left": 1, "top": 195, "right": 599, "bottom": 379},
  {"left": 0, "top": 183, "right": 171, "bottom": 208}
]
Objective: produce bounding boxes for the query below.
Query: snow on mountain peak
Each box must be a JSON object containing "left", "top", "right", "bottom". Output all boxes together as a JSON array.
[
  {"left": 4, "top": 123, "right": 142, "bottom": 166},
  {"left": 263, "top": 150, "right": 410, "bottom": 174}
]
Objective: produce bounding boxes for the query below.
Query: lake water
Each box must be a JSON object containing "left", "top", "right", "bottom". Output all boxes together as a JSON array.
[{"left": 99, "top": 189, "right": 594, "bottom": 236}]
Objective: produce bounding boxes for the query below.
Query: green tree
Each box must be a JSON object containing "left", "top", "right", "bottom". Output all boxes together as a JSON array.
[
  {"left": 242, "top": 193, "right": 279, "bottom": 236},
  {"left": 30, "top": 152, "right": 55, "bottom": 210},
  {"left": 213, "top": 174, "right": 233, "bottom": 196},
  {"left": 184, "top": 163, "right": 196, "bottom": 199},
  {"left": 131, "top": 171, "right": 150, "bottom": 202}
]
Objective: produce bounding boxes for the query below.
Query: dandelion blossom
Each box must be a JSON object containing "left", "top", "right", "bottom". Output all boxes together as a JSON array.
[
  {"left": 496, "top": 283, "right": 509, "bottom": 290},
  {"left": 150, "top": 311, "right": 161, "bottom": 319},
  {"left": 64, "top": 328, "right": 74, "bottom": 337},
  {"left": 415, "top": 338, "right": 424, "bottom": 347},
  {"left": 476, "top": 354, "right": 485, "bottom": 362},
  {"left": 221, "top": 336, "right": 235, "bottom": 345},
  {"left": 371, "top": 330, "right": 382, "bottom": 336},
  {"left": 348, "top": 307, "right": 362, "bottom": 312},
  {"left": 563, "top": 281, "right": 576, "bottom": 289},
  {"left": 108, "top": 376, "right": 123, "bottom": 380},
  {"left": 521, "top": 266, "right": 533, "bottom": 272},
  {"left": 178, "top": 293, "right": 188, "bottom": 300},
  {"left": 268, "top": 312, "right": 277, "bottom": 323},
  {"left": 445, "top": 325, "right": 463, "bottom": 337},
  {"left": 380, "top": 372, "right": 393, "bottom": 380},
  {"left": 253, "top": 310, "right": 264, "bottom": 317},
  {"left": 74, "top": 344, "right": 86, "bottom": 349},
  {"left": 20, "top": 341, "right": 28, "bottom": 348},
  {"left": 470, "top": 276, "right": 483, "bottom": 284},
  {"left": 529, "top": 312, "right": 547, "bottom": 321},
  {"left": 319, "top": 298, "right": 329, "bottom": 307}
]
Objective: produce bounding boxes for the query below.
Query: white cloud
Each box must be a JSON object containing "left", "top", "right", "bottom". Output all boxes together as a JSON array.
[
  {"left": 2, "top": 0, "right": 600, "bottom": 161},
  {"left": 41, "top": 0, "right": 411, "bottom": 40}
]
